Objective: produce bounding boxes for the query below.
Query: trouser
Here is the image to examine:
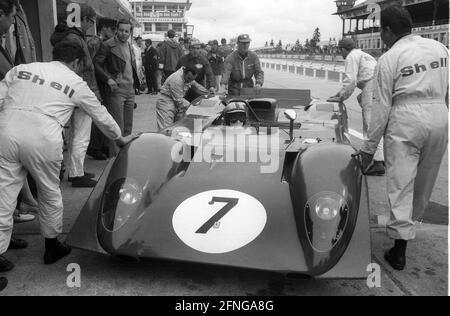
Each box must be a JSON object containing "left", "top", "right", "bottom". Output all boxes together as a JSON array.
[
  {"left": 228, "top": 80, "right": 254, "bottom": 96},
  {"left": 156, "top": 70, "right": 162, "bottom": 90},
  {"left": 359, "top": 81, "right": 384, "bottom": 162},
  {"left": 215, "top": 75, "right": 222, "bottom": 91},
  {"left": 156, "top": 95, "right": 181, "bottom": 130},
  {"left": 67, "top": 109, "right": 92, "bottom": 178},
  {"left": 385, "top": 102, "right": 448, "bottom": 240},
  {"left": 87, "top": 123, "right": 108, "bottom": 155},
  {"left": 145, "top": 67, "right": 158, "bottom": 93},
  {"left": 0, "top": 110, "right": 64, "bottom": 254}
]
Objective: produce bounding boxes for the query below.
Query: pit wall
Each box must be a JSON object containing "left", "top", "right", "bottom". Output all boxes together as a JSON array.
[{"left": 261, "top": 58, "right": 346, "bottom": 84}]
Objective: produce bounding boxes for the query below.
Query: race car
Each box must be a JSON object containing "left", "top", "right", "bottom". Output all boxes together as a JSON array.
[{"left": 67, "top": 88, "right": 371, "bottom": 279}]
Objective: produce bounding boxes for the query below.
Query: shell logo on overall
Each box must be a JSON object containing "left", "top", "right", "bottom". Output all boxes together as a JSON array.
[{"left": 172, "top": 190, "right": 267, "bottom": 254}]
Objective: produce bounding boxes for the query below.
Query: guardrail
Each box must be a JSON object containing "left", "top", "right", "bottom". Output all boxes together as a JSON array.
[
  {"left": 258, "top": 54, "right": 345, "bottom": 63},
  {"left": 261, "top": 59, "right": 346, "bottom": 83}
]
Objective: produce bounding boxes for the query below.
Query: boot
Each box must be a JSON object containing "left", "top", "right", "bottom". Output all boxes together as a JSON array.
[
  {"left": 384, "top": 240, "right": 407, "bottom": 271},
  {"left": 71, "top": 176, "right": 98, "bottom": 188},
  {"left": 8, "top": 237, "right": 28, "bottom": 250},
  {"left": 0, "top": 255, "right": 14, "bottom": 272},
  {"left": 0, "top": 277, "right": 7, "bottom": 292},
  {"left": 44, "top": 238, "right": 72, "bottom": 265}
]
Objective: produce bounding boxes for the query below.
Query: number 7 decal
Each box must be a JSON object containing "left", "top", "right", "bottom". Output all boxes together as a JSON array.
[{"left": 196, "top": 197, "right": 239, "bottom": 234}]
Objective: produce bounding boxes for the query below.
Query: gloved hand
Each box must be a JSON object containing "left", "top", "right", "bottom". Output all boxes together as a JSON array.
[{"left": 255, "top": 84, "right": 262, "bottom": 94}]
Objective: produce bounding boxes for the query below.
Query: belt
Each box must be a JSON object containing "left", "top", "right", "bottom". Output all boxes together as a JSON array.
[
  {"left": 6, "top": 106, "right": 64, "bottom": 127},
  {"left": 393, "top": 96, "right": 445, "bottom": 106}
]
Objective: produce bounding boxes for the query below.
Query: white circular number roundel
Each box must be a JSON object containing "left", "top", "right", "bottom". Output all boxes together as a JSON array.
[{"left": 172, "top": 190, "right": 267, "bottom": 254}]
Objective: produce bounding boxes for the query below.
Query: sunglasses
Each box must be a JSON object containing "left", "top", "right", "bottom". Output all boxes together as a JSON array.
[{"left": 230, "top": 118, "right": 245, "bottom": 124}]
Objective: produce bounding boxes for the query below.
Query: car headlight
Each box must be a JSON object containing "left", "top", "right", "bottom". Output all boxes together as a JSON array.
[
  {"left": 102, "top": 178, "right": 143, "bottom": 232},
  {"left": 120, "top": 181, "right": 143, "bottom": 205},
  {"left": 305, "top": 191, "right": 349, "bottom": 253},
  {"left": 314, "top": 196, "right": 342, "bottom": 221}
]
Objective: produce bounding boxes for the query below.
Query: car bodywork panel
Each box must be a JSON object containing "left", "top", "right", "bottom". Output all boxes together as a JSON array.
[{"left": 67, "top": 88, "right": 371, "bottom": 278}]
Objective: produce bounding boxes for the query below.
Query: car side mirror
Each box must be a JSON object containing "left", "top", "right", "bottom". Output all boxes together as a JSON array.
[
  {"left": 284, "top": 110, "right": 297, "bottom": 121},
  {"left": 284, "top": 110, "right": 297, "bottom": 141}
]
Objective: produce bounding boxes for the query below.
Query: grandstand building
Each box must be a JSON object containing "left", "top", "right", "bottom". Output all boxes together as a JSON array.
[
  {"left": 334, "top": 0, "right": 449, "bottom": 56},
  {"left": 129, "top": 0, "right": 193, "bottom": 40}
]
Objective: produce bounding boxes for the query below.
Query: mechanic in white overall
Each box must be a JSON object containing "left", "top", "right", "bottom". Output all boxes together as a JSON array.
[
  {"left": 156, "top": 66, "right": 209, "bottom": 130},
  {"left": 328, "top": 38, "right": 385, "bottom": 176},
  {"left": 360, "top": 5, "right": 448, "bottom": 270},
  {"left": 0, "top": 41, "right": 137, "bottom": 273}
]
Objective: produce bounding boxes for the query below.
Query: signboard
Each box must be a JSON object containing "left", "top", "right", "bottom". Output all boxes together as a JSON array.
[
  {"left": 136, "top": 11, "right": 185, "bottom": 18},
  {"left": 140, "top": 18, "right": 187, "bottom": 23}
]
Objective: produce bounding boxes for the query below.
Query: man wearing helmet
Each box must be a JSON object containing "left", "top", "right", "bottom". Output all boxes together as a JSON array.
[{"left": 222, "top": 101, "right": 248, "bottom": 128}]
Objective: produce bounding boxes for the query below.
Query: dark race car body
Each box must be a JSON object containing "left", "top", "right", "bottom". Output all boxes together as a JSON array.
[{"left": 67, "top": 88, "right": 371, "bottom": 279}]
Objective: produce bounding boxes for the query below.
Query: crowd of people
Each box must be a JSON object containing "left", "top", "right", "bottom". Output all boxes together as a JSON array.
[{"left": 0, "top": 0, "right": 448, "bottom": 293}]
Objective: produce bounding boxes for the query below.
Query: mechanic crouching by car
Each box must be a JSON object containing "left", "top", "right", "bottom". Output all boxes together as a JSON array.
[
  {"left": 156, "top": 66, "right": 209, "bottom": 130},
  {"left": 328, "top": 38, "right": 385, "bottom": 176},
  {"left": 0, "top": 41, "right": 137, "bottom": 275},
  {"left": 220, "top": 34, "right": 264, "bottom": 96},
  {"left": 360, "top": 5, "right": 448, "bottom": 271}
]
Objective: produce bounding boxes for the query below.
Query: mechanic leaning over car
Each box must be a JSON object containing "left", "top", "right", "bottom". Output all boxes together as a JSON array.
[
  {"left": 360, "top": 4, "right": 448, "bottom": 271},
  {"left": 220, "top": 34, "right": 264, "bottom": 96},
  {"left": 156, "top": 66, "right": 209, "bottom": 130},
  {"left": 0, "top": 41, "right": 137, "bottom": 274},
  {"left": 328, "top": 38, "right": 385, "bottom": 176}
]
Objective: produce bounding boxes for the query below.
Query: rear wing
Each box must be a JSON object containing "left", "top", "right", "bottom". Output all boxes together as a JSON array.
[{"left": 232, "top": 88, "right": 312, "bottom": 108}]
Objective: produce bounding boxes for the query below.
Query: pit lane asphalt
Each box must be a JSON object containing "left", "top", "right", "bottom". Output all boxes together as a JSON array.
[{"left": 1, "top": 68, "right": 447, "bottom": 296}]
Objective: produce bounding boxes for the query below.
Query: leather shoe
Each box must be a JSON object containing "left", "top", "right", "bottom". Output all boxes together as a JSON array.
[
  {"left": 71, "top": 176, "right": 97, "bottom": 188},
  {"left": 44, "top": 239, "right": 72, "bottom": 265},
  {"left": 8, "top": 237, "right": 28, "bottom": 250},
  {"left": 384, "top": 248, "right": 406, "bottom": 271},
  {"left": 13, "top": 212, "right": 36, "bottom": 224},
  {"left": 0, "top": 256, "right": 14, "bottom": 272},
  {"left": 68, "top": 172, "right": 95, "bottom": 182},
  {"left": 0, "top": 277, "right": 7, "bottom": 292}
]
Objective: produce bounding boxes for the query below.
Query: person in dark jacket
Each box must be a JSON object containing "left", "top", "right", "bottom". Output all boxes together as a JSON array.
[
  {"left": 144, "top": 39, "right": 159, "bottom": 95},
  {"left": 221, "top": 34, "right": 264, "bottom": 96},
  {"left": 94, "top": 19, "right": 139, "bottom": 156},
  {"left": 177, "top": 38, "right": 215, "bottom": 100},
  {"left": 86, "top": 19, "right": 117, "bottom": 161},
  {"left": 159, "top": 29, "right": 183, "bottom": 81},
  {"left": 207, "top": 40, "right": 224, "bottom": 91},
  {"left": 50, "top": 4, "right": 101, "bottom": 188}
]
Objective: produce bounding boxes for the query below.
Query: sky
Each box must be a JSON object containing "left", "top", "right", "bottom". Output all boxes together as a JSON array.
[{"left": 187, "top": 0, "right": 366, "bottom": 47}]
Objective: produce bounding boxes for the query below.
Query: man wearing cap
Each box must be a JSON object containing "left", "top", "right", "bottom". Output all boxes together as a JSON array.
[
  {"left": 328, "top": 37, "right": 385, "bottom": 176},
  {"left": 177, "top": 38, "right": 215, "bottom": 98},
  {"left": 221, "top": 34, "right": 264, "bottom": 96}
]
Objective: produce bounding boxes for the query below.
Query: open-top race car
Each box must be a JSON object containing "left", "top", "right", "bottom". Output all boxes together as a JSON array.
[{"left": 67, "top": 88, "right": 371, "bottom": 279}]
